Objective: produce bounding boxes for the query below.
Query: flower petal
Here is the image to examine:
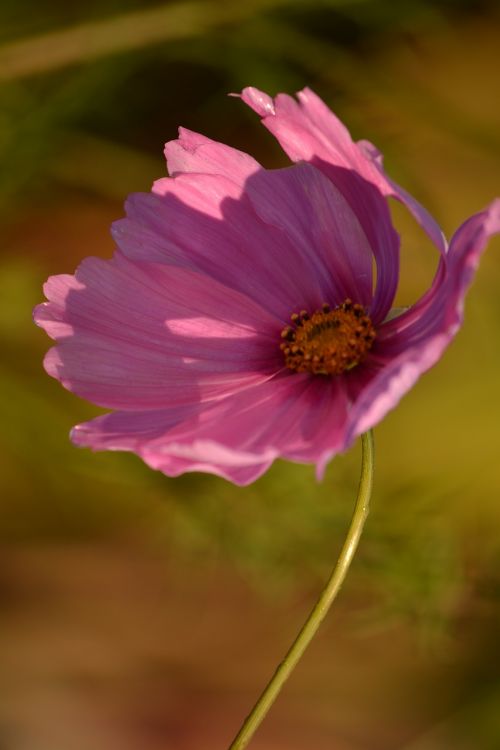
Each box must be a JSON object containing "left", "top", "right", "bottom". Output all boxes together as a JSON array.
[
  {"left": 244, "top": 162, "right": 374, "bottom": 308},
  {"left": 112, "top": 170, "right": 353, "bottom": 319},
  {"left": 164, "top": 127, "right": 260, "bottom": 183},
  {"left": 344, "top": 199, "right": 500, "bottom": 442},
  {"left": 240, "top": 86, "right": 446, "bottom": 256},
  {"left": 34, "top": 253, "right": 281, "bottom": 409},
  {"left": 73, "top": 373, "right": 350, "bottom": 486},
  {"left": 240, "top": 89, "right": 401, "bottom": 321},
  {"left": 357, "top": 138, "right": 446, "bottom": 255}
]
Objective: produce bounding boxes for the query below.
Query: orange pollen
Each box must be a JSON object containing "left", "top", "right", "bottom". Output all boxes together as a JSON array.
[{"left": 280, "top": 300, "right": 376, "bottom": 376}]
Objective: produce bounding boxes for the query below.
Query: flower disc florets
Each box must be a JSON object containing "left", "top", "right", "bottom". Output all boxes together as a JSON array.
[{"left": 280, "top": 300, "right": 376, "bottom": 376}]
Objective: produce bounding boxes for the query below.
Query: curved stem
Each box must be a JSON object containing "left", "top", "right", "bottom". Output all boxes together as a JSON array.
[{"left": 228, "top": 430, "right": 375, "bottom": 750}]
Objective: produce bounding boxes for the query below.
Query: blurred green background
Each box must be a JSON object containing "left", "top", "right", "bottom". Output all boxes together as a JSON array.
[{"left": 1, "top": 1, "right": 500, "bottom": 748}]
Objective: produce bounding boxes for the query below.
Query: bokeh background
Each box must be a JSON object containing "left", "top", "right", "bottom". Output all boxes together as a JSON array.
[{"left": 2, "top": 1, "right": 500, "bottom": 748}]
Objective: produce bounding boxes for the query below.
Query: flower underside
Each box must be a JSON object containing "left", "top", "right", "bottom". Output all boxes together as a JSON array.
[{"left": 280, "top": 300, "right": 376, "bottom": 376}]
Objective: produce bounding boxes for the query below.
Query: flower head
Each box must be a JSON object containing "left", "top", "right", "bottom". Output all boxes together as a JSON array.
[{"left": 34, "top": 87, "right": 500, "bottom": 485}]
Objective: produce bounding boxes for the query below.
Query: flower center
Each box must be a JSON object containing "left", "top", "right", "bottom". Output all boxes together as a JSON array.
[{"left": 280, "top": 300, "right": 376, "bottom": 376}]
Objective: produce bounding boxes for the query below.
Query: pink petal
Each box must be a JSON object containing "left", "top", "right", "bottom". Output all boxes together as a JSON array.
[
  {"left": 34, "top": 253, "right": 281, "bottom": 410},
  {"left": 240, "top": 86, "right": 446, "bottom": 256},
  {"left": 72, "top": 373, "right": 350, "bottom": 486},
  {"left": 112, "top": 170, "right": 361, "bottom": 319},
  {"left": 344, "top": 199, "right": 500, "bottom": 442},
  {"left": 237, "top": 87, "right": 275, "bottom": 116},
  {"left": 240, "top": 89, "right": 400, "bottom": 321},
  {"left": 357, "top": 138, "right": 446, "bottom": 255},
  {"left": 71, "top": 405, "right": 199, "bottom": 451},
  {"left": 244, "top": 162, "right": 374, "bottom": 308},
  {"left": 164, "top": 127, "right": 260, "bottom": 183}
]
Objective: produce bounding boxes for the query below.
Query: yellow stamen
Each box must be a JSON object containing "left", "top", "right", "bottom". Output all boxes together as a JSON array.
[{"left": 280, "top": 300, "right": 376, "bottom": 376}]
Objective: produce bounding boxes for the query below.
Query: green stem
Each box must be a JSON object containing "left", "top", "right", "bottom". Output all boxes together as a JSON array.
[{"left": 228, "top": 430, "right": 375, "bottom": 750}]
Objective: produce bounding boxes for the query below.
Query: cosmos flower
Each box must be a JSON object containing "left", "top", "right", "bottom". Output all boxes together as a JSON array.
[{"left": 34, "top": 87, "right": 500, "bottom": 485}]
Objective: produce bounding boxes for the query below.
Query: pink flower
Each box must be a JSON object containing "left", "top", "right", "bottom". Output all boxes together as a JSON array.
[{"left": 34, "top": 87, "right": 500, "bottom": 485}]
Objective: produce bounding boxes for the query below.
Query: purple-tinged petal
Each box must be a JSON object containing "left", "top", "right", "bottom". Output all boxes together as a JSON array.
[
  {"left": 71, "top": 405, "right": 199, "bottom": 451},
  {"left": 379, "top": 199, "right": 500, "bottom": 348},
  {"left": 34, "top": 253, "right": 282, "bottom": 410},
  {"left": 73, "top": 373, "right": 350, "bottom": 486},
  {"left": 112, "top": 170, "right": 357, "bottom": 319},
  {"left": 72, "top": 405, "right": 275, "bottom": 485},
  {"left": 357, "top": 138, "right": 447, "bottom": 256},
  {"left": 240, "top": 88, "right": 400, "bottom": 321},
  {"left": 240, "top": 86, "right": 446, "bottom": 256},
  {"left": 344, "top": 199, "right": 500, "bottom": 442},
  {"left": 244, "top": 163, "right": 374, "bottom": 308},
  {"left": 145, "top": 375, "right": 349, "bottom": 482}
]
